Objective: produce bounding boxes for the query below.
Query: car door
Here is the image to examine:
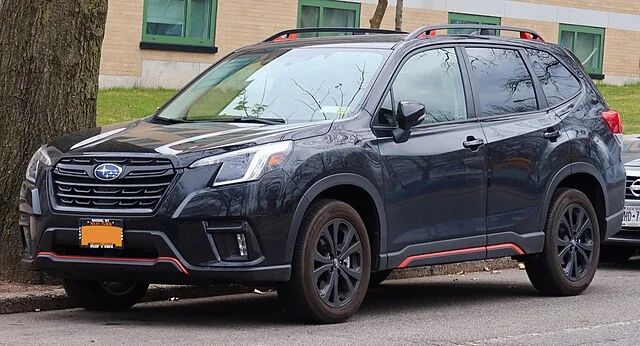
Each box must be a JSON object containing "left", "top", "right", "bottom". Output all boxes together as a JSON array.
[
  {"left": 373, "top": 46, "right": 489, "bottom": 268},
  {"left": 462, "top": 45, "right": 571, "bottom": 249}
]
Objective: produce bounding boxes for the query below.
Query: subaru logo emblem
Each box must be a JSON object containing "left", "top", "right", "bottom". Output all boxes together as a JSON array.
[{"left": 94, "top": 164, "right": 123, "bottom": 181}]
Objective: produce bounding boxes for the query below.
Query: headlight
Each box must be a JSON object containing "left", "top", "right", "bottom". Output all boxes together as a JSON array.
[
  {"left": 25, "top": 146, "right": 52, "bottom": 183},
  {"left": 190, "top": 141, "right": 292, "bottom": 187}
]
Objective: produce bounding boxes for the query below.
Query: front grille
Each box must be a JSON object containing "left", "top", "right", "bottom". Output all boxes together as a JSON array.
[
  {"left": 626, "top": 176, "right": 640, "bottom": 200},
  {"left": 51, "top": 157, "right": 175, "bottom": 211}
]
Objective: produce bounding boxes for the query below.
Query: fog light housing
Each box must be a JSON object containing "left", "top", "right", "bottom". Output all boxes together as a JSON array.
[{"left": 237, "top": 234, "right": 248, "bottom": 257}]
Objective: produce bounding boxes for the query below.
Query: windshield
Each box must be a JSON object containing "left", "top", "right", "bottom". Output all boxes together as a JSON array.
[{"left": 155, "top": 47, "right": 389, "bottom": 123}]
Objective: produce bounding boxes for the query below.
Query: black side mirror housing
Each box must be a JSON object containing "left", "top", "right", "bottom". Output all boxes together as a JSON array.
[{"left": 393, "top": 101, "right": 425, "bottom": 143}]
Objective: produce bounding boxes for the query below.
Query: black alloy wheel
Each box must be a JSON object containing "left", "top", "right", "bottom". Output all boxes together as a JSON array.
[{"left": 313, "top": 218, "right": 364, "bottom": 308}]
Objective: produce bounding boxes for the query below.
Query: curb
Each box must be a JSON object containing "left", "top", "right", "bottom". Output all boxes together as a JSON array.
[
  {"left": 0, "top": 258, "right": 518, "bottom": 315},
  {"left": 0, "top": 284, "right": 252, "bottom": 315}
]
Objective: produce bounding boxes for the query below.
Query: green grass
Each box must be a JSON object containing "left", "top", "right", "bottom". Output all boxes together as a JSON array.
[
  {"left": 596, "top": 84, "right": 640, "bottom": 134},
  {"left": 97, "top": 85, "right": 640, "bottom": 133},
  {"left": 97, "top": 88, "right": 177, "bottom": 126}
]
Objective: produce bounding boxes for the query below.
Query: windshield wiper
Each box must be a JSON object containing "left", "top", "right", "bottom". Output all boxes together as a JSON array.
[
  {"left": 154, "top": 116, "right": 286, "bottom": 125},
  {"left": 232, "top": 117, "right": 286, "bottom": 125}
]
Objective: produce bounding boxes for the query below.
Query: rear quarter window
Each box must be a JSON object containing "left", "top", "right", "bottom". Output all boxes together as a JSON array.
[{"left": 525, "top": 49, "right": 581, "bottom": 107}]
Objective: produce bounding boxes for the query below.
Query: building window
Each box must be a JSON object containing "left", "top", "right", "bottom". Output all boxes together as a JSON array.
[
  {"left": 448, "top": 13, "right": 500, "bottom": 35},
  {"left": 559, "top": 24, "right": 605, "bottom": 75},
  {"left": 142, "top": 0, "right": 217, "bottom": 49},
  {"left": 298, "top": 0, "right": 360, "bottom": 33}
]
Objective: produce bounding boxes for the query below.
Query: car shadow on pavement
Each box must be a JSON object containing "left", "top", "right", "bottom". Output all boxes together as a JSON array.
[
  {"left": 598, "top": 258, "right": 640, "bottom": 271},
  {"left": 41, "top": 278, "right": 545, "bottom": 327}
]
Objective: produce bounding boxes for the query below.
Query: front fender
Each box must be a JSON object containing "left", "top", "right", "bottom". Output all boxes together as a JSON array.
[{"left": 284, "top": 173, "right": 388, "bottom": 266}]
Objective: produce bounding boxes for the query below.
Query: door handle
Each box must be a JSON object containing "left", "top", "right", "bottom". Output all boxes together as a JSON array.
[
  {"left": 463, "top": 137, "right": 485, "bottom": 150},
  {"left": 543, "top": 130, "right": 561, "bottom": 140}
]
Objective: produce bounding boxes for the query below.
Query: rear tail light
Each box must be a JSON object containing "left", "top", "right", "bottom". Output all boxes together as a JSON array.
[
  {"left": 602, "top": 110, "right": 622, "bottom": 134},
  {"left": 602, "top": 110, "right": 623, "bottom": 147}
]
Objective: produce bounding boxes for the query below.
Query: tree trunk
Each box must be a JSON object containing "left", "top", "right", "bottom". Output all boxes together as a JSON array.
[
  {"left": 395, "top": 0, "right": 404, "bottom": 31},
  {"left": 0, "top": 0, "right": 108, "bottom": 283},
  {"left": 369, "top": 0, "right": 388, "bottom": 29}
]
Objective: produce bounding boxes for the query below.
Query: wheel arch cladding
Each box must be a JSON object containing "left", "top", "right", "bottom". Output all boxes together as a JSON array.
[
  {"left": 286, "top": 173, "right": 387, "bottom": 270},
  {"left": 540, "top": 163, "right": 607, "bottom": 241}
]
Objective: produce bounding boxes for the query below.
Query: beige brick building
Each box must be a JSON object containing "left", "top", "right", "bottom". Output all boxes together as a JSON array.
[{"left": 100, "top": 0, "right": 640, "bottom": 88}]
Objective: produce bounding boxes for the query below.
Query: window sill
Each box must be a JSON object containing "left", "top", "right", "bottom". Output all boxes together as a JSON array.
[
  {"left": 139, "top": 42, "right": 219, "bottom": 54},
  {"left": 589, "top": 73, "right": 604, "bottom": 80}
]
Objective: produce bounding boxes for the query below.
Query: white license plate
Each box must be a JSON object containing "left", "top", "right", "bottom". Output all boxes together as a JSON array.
[{"left": 622, "top": 206, "right": 640, "bottom": 227}]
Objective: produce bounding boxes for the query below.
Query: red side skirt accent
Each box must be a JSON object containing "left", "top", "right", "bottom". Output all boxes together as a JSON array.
[
  {"left": 397, "top": 243, "right": 525, "bottom": 269},
  {"left": 36, "top": 252, "right": 190, "bottom": 276}
]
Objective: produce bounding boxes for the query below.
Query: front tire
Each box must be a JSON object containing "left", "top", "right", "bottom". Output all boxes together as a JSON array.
[
  {"left": 278, "top": 199, "right": 371, "bottom": 323},
  {"left": 524, "top": 188, "right": 600, "bottom": 296},
  {"left": 63, "top": 279, "right": 148, "bottom": 311}
]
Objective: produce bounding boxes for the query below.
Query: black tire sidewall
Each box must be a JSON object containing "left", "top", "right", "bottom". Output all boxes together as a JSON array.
[
  {"left": 541, "top": 189, "right": 601, "bottom": 294},
  {"left": 296, "top": 200, "right": 371, "bottom": 323}
]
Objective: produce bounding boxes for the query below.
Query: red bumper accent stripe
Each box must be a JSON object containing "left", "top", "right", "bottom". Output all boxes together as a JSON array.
[
  {"left": 397, "top": 243, "right": 525, "bottom": 269},
  {"left": 486, "top": 243, "right": 525, "bottom": 255},
  {"left": 36, "top": 252, "right": 189, "bottom": 276}
]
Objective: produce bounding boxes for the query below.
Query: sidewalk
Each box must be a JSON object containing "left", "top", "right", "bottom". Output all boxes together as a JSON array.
[{"left": 0, "top": 258, "right": 517, "bottom": 314}]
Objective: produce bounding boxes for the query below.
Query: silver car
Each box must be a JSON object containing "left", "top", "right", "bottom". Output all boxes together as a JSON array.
[{"left": 602, "top": 136, "right": 640, "bottom": 262}]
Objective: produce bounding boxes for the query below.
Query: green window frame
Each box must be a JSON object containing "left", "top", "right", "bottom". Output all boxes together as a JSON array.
[
  {"left": 448, "top": 12, "right": 500, "bottom": 34},
  {"left": 297, "top": 0, "right": 361, "bottom": 29},
  {"left": 141, "top": 0, "right": 218, "bottom": 48},
  {"left": 558, "top": 24, "right": 605, "bottom": 75}
]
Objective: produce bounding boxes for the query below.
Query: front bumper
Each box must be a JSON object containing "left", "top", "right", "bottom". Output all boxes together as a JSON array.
[{"left": 19, "top": 164, "right": 300, "bottom": 284}]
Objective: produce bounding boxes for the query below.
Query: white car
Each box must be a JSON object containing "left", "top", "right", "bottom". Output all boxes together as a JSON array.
[{"left": 602, "top": 137, "right": 640, "bottom": 262}]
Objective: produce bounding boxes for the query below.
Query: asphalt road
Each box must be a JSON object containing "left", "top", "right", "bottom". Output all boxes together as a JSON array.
[{"left": 2, "top": 262, "right": 640, "bottom": 346}]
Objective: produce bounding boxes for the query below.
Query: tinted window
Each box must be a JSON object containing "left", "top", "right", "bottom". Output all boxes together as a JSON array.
[
  {"left": 465, "top": 48, "right": 538, "bottom": 117},
  {"left": 526, "top": 49, "right": 581, "bottom": 107},
  {"left": 391, "top": 48, "right": 467, "bottom": 124}
]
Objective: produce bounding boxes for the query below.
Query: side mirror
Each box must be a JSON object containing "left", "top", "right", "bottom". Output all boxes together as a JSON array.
[{"left": 393, "top": 101, "right": 425, "bottom": 143}]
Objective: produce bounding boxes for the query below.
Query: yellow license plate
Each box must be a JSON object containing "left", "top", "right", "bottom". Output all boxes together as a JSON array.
[{"left": 79, "top": 219, "right": 124, "bottom": 249}]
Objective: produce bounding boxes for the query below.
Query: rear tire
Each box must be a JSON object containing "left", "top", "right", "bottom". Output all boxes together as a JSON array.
[
  {"left": 63, "top": 279, "right": 148, "bottom": 311},
  {"left": 278, "top": 199, "right": 371, "bottom": 324},
  {"left": 368, "top": 270, "right": 392, "bottom": 288},
  {"left": 600, "top": 245, "right": 636, "bottom": 263},
  {"left": 524, "top": 188, "right": 600, "bottom": 296}
]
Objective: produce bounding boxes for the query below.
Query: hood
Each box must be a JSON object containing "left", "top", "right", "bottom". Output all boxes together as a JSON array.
[{"left": 46, "top": 117, "right": 332, "bottom": 167}]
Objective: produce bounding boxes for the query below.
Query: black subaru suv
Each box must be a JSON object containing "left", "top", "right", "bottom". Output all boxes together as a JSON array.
[{"left": 20, "top": 25, "right": 625, "bottom": 323}]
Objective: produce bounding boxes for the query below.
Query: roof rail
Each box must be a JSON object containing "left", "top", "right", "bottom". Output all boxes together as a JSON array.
[
  {"left": 405, "top": 24, "right": 544, "bottom": 41},
  {"left": 264, "top": 27, "right": 406, "bottom": 42}
]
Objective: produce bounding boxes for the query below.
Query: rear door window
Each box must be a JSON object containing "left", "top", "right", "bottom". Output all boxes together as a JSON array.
[
  {"left": 465, "top": 47, "right": 538, "bottom": 117},
  {"left": 525, "top": 49, "right": 582, "bottom": 107}
]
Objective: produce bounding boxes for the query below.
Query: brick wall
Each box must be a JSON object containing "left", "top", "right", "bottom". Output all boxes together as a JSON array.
[
  {"left": 100, "top": 0, "right": 298, "bottom": 87},
  {"left": 603, "top": 28, "right": 640, "bottom": 79},
  {"left": 100, "top": 0, "right": 640, "bottom": 87},
  {"left": 501, "top": 17, "right": 558, "bottom": 43},
  {"left": 515, "top": 0, "right": 640, "bottom": 16},
  {"left": 360, "top": 3, "right": 448, "bottom": 32}
]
